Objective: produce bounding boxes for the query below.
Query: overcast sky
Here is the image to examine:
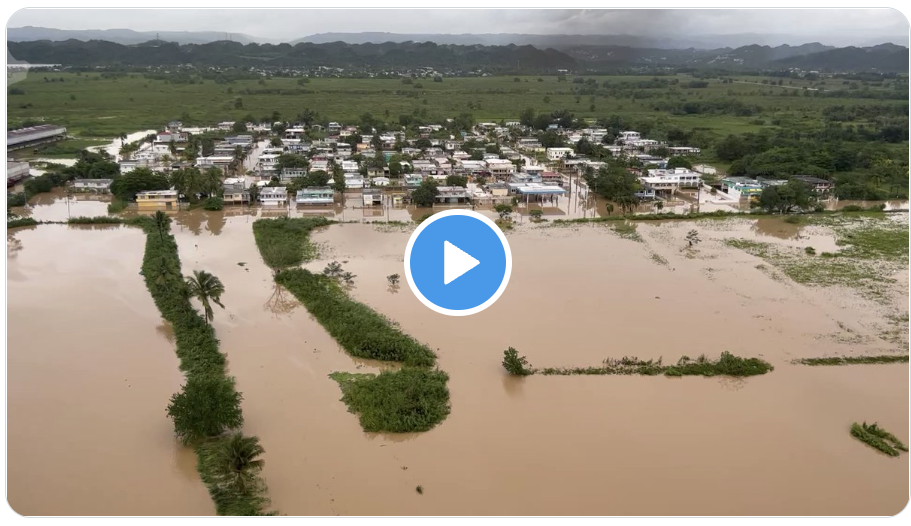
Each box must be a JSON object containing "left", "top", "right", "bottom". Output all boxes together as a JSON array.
[{"left": 7, "top": 8, "right": 909, "bottom": 45}]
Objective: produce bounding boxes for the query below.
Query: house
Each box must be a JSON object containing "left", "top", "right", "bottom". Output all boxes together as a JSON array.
[
  {"left": 546, "top": 147, "right": 574, "bottom": 161},
  {"left": 721, "top": 177, "right": 763, "bottom": 198},
  {"left": 363, "top": 188, "right": 383, "bottom": 206},
  {"left": 119, "top": 159, "right": 150, "bottom": 174},
  {"left": 485, "top": 159, "right": 515, "bottom": 178},
  {"left": 285, "top": 142, "right": 310, "bottom": 153},
  {"left": 512, "top": 173, "right": 543, "bottom": 184},
  {"left": 218, "top": 122, "right": 234, "bottom": 131},
  {"left": 225, "top": 135, "right": 254, "bottom": 147},
  {"left": 222, "top": 178, "right": 251, "bottom": 204},
  {"left": 639, "top": 168, "right": 702, "bottom": 193},
  {"left": 669, "top": 146, "right": 701, "bottom": 156},
  {"left": 280, "top": 168, "right": 307, "bottom": 182},
  {"left": 434, "top": 186, "right": 471, "bottom": 204},
  {"left": 542, "top": 172, "right": 564, "bottom": 186},
  {"left": 487, "top": 182, "right": 509, "bottom": 196},
  {"left": 156, "top": 131, "right": 188, "bottom": 143},
  {"left": 260, "top": 187, "right": 288, "bottom": 206},
  {"left": 6, "top": 160, "right": 30, "bottom": 186},
  {"left": 344, "top": 173, "right": 365, "bottom": 189},
  {"left": 284, "top": 127, "right": 306, "bottom": 140},
  {"left": 341, "top": 160, "right": 359, "bottom": 172},
  {"left": 793, "top": 175, "right": 833, "bottom": 195},
  {"left": 327, "top": 122, "right": 342, "bottom": 134},
  {"left": 71, "top": 178, "right": 113, "bottom": 193},
  {"left": 310, "top": 160, "right": 330, "bottom": 173},
  {"left": 136, "top": 190, "right": 179, "bottom": 210},
  {"left": 258, "top": 153, "right": 280, "bottom": 174},
  {"left": 756, "top": 177, "right": 788, "bottom": 188},
  {"left": 196, "top": 156, "right": 234, "bottom": 173},
  {"left": 295, "top": 187, "right": 335, "bottom": 206},
  {"left": 693, "top": 164, "right": 717, "bottom": 176},
  {"left": 619, "top": 131, "right": 641, "bottom": 143},
  {"left": 371, "top": 177, "right": 391, "bottom": 187},
  {"left": 509, "top": 182, "right": 567, "bottom": 199},
  {"left": 404, "top": 174, "right": 424, "bottom": 187}
]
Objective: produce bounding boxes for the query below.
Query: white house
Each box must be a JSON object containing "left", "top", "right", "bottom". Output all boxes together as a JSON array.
[
  {"left": 71, "top": 178, "right": 113, "bottom": 193},
  {"left": 259, "top": 187, "right": 288, "bottom": 206},
  {"left": 281, "top": 168, "right": 307, "bottom": 182},
  {"left": 546, "top": 147, "right": 574, "bottom": 161},
  {"left": 486, "top": 159, "right": 516, "bottom": 178},
  {"left": 344, "top": 173, "right": 365, "bottom": 189},
  {"left": 669, "top": 146, "right": 702, "bottom": 156},
  {"left": 196, "top": 156, "right": 234, "bottom": 173},
  {"left": 619, "top": 131, "right": 641, "bottom": 143},
  {"left": 639, "top": 168, "right": 702, "bottom": 192}
]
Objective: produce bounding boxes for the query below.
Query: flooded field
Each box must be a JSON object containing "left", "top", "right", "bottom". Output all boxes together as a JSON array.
[
  {"left": 6, "top": 225, "right": 213, "bottom": 516},
  {"left": 6, "top": 208, "right": 908, "bottom": 515}
]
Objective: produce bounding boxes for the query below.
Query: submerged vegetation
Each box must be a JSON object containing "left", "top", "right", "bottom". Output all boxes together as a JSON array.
[
  {"left": 254, "top": 218, "right": 451, "bottom": 433},
  {"left": 328, "top": 369, "right": 451, "bottom": 433},
  {"left": 504, "top": 349, "right": 774, "bottom": 378},
  {"left": 850, "top": 422, "right": 909, "bottom": 457},
  {"left": 132, "top": 214, "right": 272, "bottom": 514},
  {"left": 252, "top": 216, "right": 331, "bottom": 268},
  {"left": 794, "top": 355, "right": 909, "bottom": 366},
  {"left": 275, "top": 269, "right": 436, "bottom": 366},
  {"left": 724, "top": 215, "right": 909, "bottom": 302}
]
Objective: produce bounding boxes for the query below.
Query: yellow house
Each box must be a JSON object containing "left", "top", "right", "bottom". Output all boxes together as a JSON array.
[{"left": 136, "top": 189, "right": 179, "bottom": 210}]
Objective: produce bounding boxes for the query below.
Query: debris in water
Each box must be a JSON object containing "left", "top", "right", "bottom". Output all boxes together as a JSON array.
[
  {"left": 238, "top": 262, "right": 246, "bottom": 266},
  {"left": 415, "top": 485, "right": 424, "bottom": 495}
]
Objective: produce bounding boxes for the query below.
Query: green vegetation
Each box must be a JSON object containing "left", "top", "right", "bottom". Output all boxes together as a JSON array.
[
  {"left": 185, "top": 269, "right": 226, "bottom": 325},
  {"left": 328, "top": 369, "right": 451, "bottom": 433},
  {"left": 510, "top": 351, "right": 773, "bottom": 378},
  {"left": 10, "top": 138, "right": 108, "bottom": 160},
  {"left": 197, "top": 433, "right": 273, "bottom": 515},
  {"left": 67, "top": 216, "right": 122, "bottom": 224},
  {"left": 502, "top": 347, "right": 534, "bottom": 376},
  {"left": 275, "top": 269, "right": 436, "bottom": 367},
  {"left": 132, "top": 214, "right": 272, "bottom": 514},
  {"left": 252, "top": 217, "right": 331, "bottom": 268},
  {"left": 203, "top": 196, "right": 224, "bottom": 211},
  {"left": 107, "top": 198, "right": 128, "bottom": 213},
  {"left": 7, "top": 192, "right": 28, "bottom": 207},
  {"left": 850, "top": 422, "right": 909, "bottom": 457},
  {"left": 724, "top": 215, "right": 908, "bottom": 301},
  {"left": 166, "top": 374, "right": 244, "bottom": 445},
  {"left": 253, "top": 217, "right": 450, "bottom": 433},
  {"left": 411, "top": 179, "right": 439, "bottom": 208},
  {"left": 7, "top": 217, "right": 40, "bottom": 228},
  {"left": 794, "top": 355, "right": 909, "bottom": 366},
  {"left": 610, "top": 221, "right": 643, "bottom": 242}
]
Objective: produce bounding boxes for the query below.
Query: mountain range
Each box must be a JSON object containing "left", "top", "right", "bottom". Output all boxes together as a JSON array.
[
  {"left": 8, "top": 26, "right": 908, "bottom": 50},
  {"left": 7, "top": 38, "right": 908, "bottom": 72}
]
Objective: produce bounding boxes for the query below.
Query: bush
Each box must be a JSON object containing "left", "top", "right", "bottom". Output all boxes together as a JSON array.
[
  {"left": 804, "top": 246, "right": 816, "bottom": 255},
  {"left": 329, "top": 368, "right": 451, "bottom": 433},
  {"left": 275, "top": 269, "right": 436, "bottom": 366},
  {"left": 7, "top": 217, "right": 39, "bottom": 228},
  {"left": 167, "top": 374, "right": 244, "bottom": 445},
  {"left": 502, "top": 347, "right": 534, "bottom": 375},
  {"left": 203, "top": 196, "right": 224, "bottom": 211},
  {"left": 7, "top": 192, "right": 28, "bottom": 207},
  {"left": 66, "top": 216, "right": 122, "bottom": 225},
  {"left": 850, "top": 422, "right": 909, "bottom": 457},
  {"left": 252, "top": 217, "right": 331, "bottom": 268},
  {"left": 841, "top": 204, "right": 864, "bottom": 212},
  {"left": 107, "top": 198, "right": 128, "bottom": 213}
]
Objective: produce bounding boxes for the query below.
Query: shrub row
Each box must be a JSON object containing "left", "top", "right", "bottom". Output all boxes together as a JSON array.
[
  {"left": 275, "top": 269, "right": 437, "bottom": 367},
  {"left": 133, "top": 215, "right": 272, "bottom": 515},
  {"left": 508, "top": 350, "right": 774, "bottom": 378},
  {"left": 252, "top": 217, "right": 332, "bottom": 268},
  {"left": 850, "top": 422, "right": 909, "bottom": 457},
  {"left": 794, "top": 354, "right": 909, "bottom": 366}
]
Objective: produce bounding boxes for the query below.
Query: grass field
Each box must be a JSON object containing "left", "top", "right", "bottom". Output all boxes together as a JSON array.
[
  {"left": 7, "top": 72, "right": 907, "bottom": 139},
  {"left": 9, "top": 138, "right": 109, "bottom": 159}
]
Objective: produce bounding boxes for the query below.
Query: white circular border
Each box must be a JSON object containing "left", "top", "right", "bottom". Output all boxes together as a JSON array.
[{"left": 404, "top": 209, "right": 513, "bottom": 317}]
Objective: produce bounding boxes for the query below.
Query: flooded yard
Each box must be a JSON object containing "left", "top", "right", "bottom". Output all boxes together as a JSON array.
[
  {"left": 6, "top": 210, "right": 908, "bottom": 515},
  {"left": 6, "top": 225, "right": 212, "bottom": 516}
]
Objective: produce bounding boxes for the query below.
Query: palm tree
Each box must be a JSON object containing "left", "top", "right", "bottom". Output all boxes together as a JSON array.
[
  {"left": 154, "top": 210, "right": 169, "bottom": 242},
  {"left": 248, "top": 183, "right": 260, "bottom": 208},
  {"left": 119, "top": 132, "right": 128, "bottom": 145},
  {"left": 169, "top": 140, "right": 178, "bottom": 157},
  {"left": 185, "top": 270, "right": 226, "bottom": 324},
  {"left": 200, "top": 433, "right": 266, "bottom": 496}
]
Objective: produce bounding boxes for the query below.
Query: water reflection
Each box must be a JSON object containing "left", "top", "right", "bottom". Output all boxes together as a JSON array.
[{"left": 263, "top": 282, "right": 300, "bottom": 317}]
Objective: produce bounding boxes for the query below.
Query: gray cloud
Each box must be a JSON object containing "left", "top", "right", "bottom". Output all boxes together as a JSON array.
[{"left": 7, "top": 8, "right": 909, "bottom": 46}]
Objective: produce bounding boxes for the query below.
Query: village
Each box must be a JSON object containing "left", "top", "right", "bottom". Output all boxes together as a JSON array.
[{"left": 7, "top": 117, "right": 840, "bottom": 219}]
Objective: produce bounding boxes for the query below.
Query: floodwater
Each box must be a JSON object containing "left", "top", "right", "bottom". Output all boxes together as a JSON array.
[
  {"left": 6, "top": 224, "right": 213, "bottom": 515},
  {"left": 7, "top": 210, "right": 908, "bottom": 516},
  {"left": 11, "top": 187, "right": 111, "bottom": 222},
  {"left": 160, "top": 211, "right": 908, "bottom": 515}
]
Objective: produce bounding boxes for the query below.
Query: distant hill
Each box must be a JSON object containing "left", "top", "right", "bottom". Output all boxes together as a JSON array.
[
  {"left": 295, "top": 32, "right": 907, "bottom": 50},
  {"left": 6, "top": 39, "right": 577, "bottom": 71},
  {"left": 7, "top": 26, "right": 263, "bottom": 45},
  {"left": 774, "top": 44, "right": 910, "bottom": 71},
  {"left": 6, "top": 37, "right": 906, "bottom": 73}
]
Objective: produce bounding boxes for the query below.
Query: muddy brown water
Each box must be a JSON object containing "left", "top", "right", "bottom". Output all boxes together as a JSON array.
[
  {"left": 168, "top": 212, "right": 906, "bottom": 515},
  {"left": 7, "top": 210, "right": 908, "bottom": 515},
  {"left": 6, "top": 225, "right": 213, "bottom": 516}
]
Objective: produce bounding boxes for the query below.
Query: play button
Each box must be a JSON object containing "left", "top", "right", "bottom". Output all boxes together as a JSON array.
[
  {"left": 443, "top": 241, "right": 479, "bottom": 285},
  {"left": 404, "top": 209, "right": 512, "bottom": 316}
]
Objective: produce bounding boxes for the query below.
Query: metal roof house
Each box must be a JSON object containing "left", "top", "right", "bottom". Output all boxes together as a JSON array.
[
  {"left": 296, "top": 187, "right": 335, "bottom": 206},
  {"left": 7, "top": 125, "right": 67, "bottom": 151}
]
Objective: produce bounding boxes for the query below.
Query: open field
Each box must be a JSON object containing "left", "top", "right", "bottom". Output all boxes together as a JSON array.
[{"left": 8, "top": 73, "right": 907, "bottom": 141}]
